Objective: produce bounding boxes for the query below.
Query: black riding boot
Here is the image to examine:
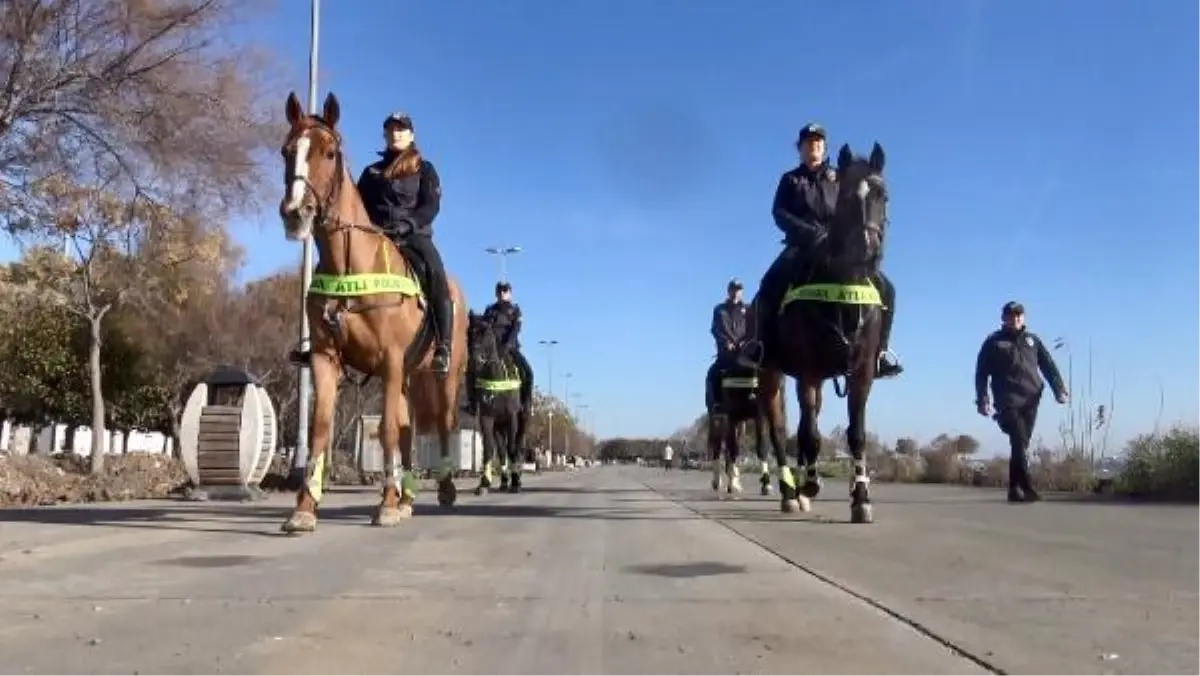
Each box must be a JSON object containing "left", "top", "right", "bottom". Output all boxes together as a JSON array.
[
  {"left": 463, "top": 368, "right": 479, "bottom": 414},
  {"left": 873, "top": 271, "right": 903, "bottom": 379},
  {"left": 739, "top": 249, "right": 794, "bottom": 368},
  {"left": 432, "top": 299, "right": 453, "bottom": 375},
  {"left": 705, "top": 362, "right": 722, "bottom": 413}
]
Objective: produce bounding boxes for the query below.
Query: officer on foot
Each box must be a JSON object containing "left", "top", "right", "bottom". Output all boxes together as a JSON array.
[
  {"left": 974, "top": 301, "right": 1069, "bottom": 502},
  {"left": 707, "top": 278, "right": 749, "bottom": 414}
]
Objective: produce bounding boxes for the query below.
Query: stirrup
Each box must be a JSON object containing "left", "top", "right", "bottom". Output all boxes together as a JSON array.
[{"left": 876, "top": 349, "right": 903, "bottom": 378}]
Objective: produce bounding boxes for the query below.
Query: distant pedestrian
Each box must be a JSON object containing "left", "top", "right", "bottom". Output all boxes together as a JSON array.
[
  {"left": 662, "top": 443, "right": 675, "bottom": 472},
  {"left": 974, "top": 301, "right": 1068, "bottom": 502}
]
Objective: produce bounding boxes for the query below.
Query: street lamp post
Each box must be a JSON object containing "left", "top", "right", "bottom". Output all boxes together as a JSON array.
[
  {"left": 538, "top": 339, "right": 557, "bottom": 457},
  {"left": 484, "top": 245, "right": 522, "bottom": 282},
  {"left": 576, "top": 403, "right": 590, "bottom": 457},
  {"left": 562, "top": 372, "right": 573, "bottom": 457},
  {"left": 291, "top": 0, "right": 321, "bottom": 481}
]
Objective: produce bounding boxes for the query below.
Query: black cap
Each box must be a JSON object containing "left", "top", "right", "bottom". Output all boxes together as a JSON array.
[
  {"left": 383, "top": 111, "right": 413, "bottom": 130},
  {"left": 495, "top": 281, "right": 512, "bottom": 293},
  {"left": 727, "top": 278, "right": 743, "bottom": 290},
  {"left": 1001, "top": 301, "right": 1025, "bottom": 316},
  {"left": 798, "top": 123, "right": 826, "bottom": 143}
]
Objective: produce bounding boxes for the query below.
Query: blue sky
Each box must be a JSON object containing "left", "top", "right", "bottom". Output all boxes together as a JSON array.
[{"left": 6, "top": 0, "right": 1197, "bottom": 453}]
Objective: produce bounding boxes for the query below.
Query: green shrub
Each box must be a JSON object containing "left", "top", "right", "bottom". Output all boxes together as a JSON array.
[{"left": 1115, "top": 426, "right": 1199, "bottom": 502}]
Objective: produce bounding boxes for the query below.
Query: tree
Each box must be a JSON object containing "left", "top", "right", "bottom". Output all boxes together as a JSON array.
[
  {"left": 895, "top": 437, "right": 919, "bottom": 456},
  {"left": 953, "top": 434, "right": 980, "bottom": 456},
  {"left": 0, "top": 0, "right": 279, "bottom": 230}
]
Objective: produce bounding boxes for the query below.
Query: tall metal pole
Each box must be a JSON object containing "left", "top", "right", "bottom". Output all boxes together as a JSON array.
[
  {"left": 484, "top": 245, "right": 522, "bottom": 282},
  {"left": 291, "top": 0, "right": 321, "bottom": 478},
  {"left": 538, "top": 339, "right": 557, "bottom": 455},
  {"left": 562, "top": 372, "right": 572, "bottom": 457}
]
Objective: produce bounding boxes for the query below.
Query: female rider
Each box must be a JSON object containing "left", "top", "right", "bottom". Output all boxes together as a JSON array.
[
  {"left": 356, "top": 111, "right": 453, "bottom": 374},
  {"left": 744, "top": 122, "right": 902, "bottom": 378}
]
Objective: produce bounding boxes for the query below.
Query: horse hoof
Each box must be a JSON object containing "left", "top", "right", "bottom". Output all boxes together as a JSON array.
[
  {"left": 372, "top": 504, "right": 413, "bottom": 527},
  {"left": 711, "top": 480, "right": 720, "bottom": 492},
  {"left": 438, "top": 478, "right": 457, "bottom": 507},
  {"left": 851, "top": 503, "right": 874, "bottom": 524},
  {"left": 797, "top": 495, "right": 812, "bottom": 513},
  {"left": 729, "top": 481, "right": 743, "bottom": 494},
  {"left": 281, "top": 511, "right": 317, "bottom": 534},
  {"left": 781, "top": 498, "right": 801, "bottom": 513},
  {"left": 802, "top": 481, "right": 822, "bottom": 499},
  {"left": 474, "top": 485, "right": 489, "bottom": 496},
  {"left": 760, "top": 481, "right": 771, "bottom": 497}
]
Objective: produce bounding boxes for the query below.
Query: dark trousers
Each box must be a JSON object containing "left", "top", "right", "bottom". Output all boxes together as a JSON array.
[
  {"left": 397, "top": 234, "right": 451, "bottom": 342},
  {"left": 996, "top": 398, "right": 1040, "bottom": 492}
]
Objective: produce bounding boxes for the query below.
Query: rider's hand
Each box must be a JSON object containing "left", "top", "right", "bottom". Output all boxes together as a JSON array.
[
  {"left": 976, "top": 401, "right": 993, "bottom": 417},
  {"left": 725, "top": 342, "right": 735, "bottom": 352}
]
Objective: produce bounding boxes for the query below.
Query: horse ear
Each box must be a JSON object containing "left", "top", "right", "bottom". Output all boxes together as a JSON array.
[
  {"left": 837, "top": 143, "right": 853, "bottom": 171},
  {"left": 285, "top": 92, "right": 303, "bottom": 127},
  {"left": 322, "top": 92, "right": 341, "bottom": 129},
  {"left": 868, "top": 142, "right": 885, "bottom": 172}
]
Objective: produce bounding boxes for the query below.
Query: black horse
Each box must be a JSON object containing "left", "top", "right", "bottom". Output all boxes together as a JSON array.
[
  {"left": 466, "top": 311, "right": 525, "bottom": 494},
  {"left": 749, "top": 143, "right": 890, "bottom": 523},
  {"left": 705, "top": 361, "right": 774, "bottom": 496}
]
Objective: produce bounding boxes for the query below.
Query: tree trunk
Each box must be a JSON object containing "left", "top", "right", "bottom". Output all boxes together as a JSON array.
[
  {"left": 88, "top": 316, "right": 106, "bottom": 474},
  {"left": 122, "top": 428, "right": 131, "bottom": 454}
]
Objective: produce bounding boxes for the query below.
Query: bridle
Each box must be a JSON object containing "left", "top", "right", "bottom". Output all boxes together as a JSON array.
[{"left": 283, "top": 118, "right": 380, "bottom": 238}]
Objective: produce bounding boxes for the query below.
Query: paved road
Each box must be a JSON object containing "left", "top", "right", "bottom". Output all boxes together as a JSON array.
[{"left": 0, "top": 466, "right": 1195, "bottom": 675}]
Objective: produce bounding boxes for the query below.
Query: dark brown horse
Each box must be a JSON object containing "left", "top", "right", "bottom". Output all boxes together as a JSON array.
[
  {"left": 705, "top": 361, "right": 775, "bottom": 496},
  {"left": 752, "top": 143, "right": 890, "bottom": 523}
]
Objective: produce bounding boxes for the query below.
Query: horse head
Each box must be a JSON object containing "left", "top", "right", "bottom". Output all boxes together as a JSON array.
[
  {"left": 467, "top": 310, "right": 503, "bottom": 373},
  {"left": 279, "top": 91, "right": 349, "bottom": 241},
  {"left": 830, "top": 142, "right": 889, "bottom": 279}
]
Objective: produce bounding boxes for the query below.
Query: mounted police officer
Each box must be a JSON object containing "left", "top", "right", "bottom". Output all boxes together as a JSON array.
[
  {"left": 975, "top": 301, "right": 1069, "bottom": 502},
  {"left": 356, "top": 111, "right": 453, "bottom": 374},
  {"left": 706, "top": 278, "right": 749, "bottom": 414},
  {"left": 471, "top": 281, "right": 534, "bottom": 415},
  {"left": 742, "top": 122, "right": 903, "bottom": 379}
]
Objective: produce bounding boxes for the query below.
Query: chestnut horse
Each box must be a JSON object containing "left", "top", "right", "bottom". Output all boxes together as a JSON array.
[
  {"left": 751, "top": 143, "right": 890, "bottom": 524},
  {"left": 277, "top": 92, "right": 468, "bottom": 532}
]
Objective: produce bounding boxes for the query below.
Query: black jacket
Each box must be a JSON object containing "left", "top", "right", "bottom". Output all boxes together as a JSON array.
[
  {"left": 356, "top": 153, "right": 442, "bottom": 238},
  {"left": 975, "top": 327, "right": 1066, "bottom": 410},
  {"left": 771, "top": 162, "right": 837, "bottom": 248},
  {"left": 483, "top": 300, "right": 522, "bottom": 351},
  {"left": 710, "top": 300, "right": 748, "bottom": 351}
]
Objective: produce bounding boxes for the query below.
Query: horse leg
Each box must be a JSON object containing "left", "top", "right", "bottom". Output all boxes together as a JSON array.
[
  {"left": 506, "top": 411, "right": 523, "bottom": 493},
  {"left": 795, "top": 376, "right": 824, "bottom": 512},
  {"left": 499, "top": 419, "right": 511, "bottom": 491},
  {"left": 373, "top": 365, "right": 415, "bottom": 527},
  {"left": 847, "top": 375, "right": 875, "bottom": 524},
  {"left": 281, "top": 353, "right": 339, "bottom": 534},
  {"left": 760, "top": 370, "right": 798, "bottom": 511},
  {"left": 753, "top": 410, "right": 771, "bottom": 496},
  {"left": 434, "top": 381, "right": 458, "bottom": 508},
  {"left": 725, "top": 418, "right": 742, "bottom": 494},
  {"left": 708, "top": 415, "right": 724, "bottom": 492},
  {"left": 475, "top": 413, "right": 496, "bottom": 496}
]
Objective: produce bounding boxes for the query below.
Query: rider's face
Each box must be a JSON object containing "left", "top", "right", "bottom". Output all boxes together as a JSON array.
[
  {"left": 384, "top": 124, "right": 414, "bottom": 151},
  {"left": 800, "top": 137, "right": 826, "bottom": 166},
  {"left": 498, "top": 290, "right": 512, "bottom": 302},
  {"left": 729, "top": 288, "right": 743, "bottom": 302},
  {"left": 1001, "top": 312, "right": 1026, "bottom": 331}
]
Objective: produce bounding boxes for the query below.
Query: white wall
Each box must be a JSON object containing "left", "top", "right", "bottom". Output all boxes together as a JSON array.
[{"left": 0, "top": 421, "right": 172, "bottom": 456}]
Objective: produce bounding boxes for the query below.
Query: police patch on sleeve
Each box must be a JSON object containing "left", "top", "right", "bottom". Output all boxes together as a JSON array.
[{"left": 1025, "top": 336, "right": 1035, "bottom": 347}]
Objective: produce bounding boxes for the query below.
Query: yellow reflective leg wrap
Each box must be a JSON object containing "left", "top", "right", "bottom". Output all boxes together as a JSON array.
[
  {"left": 439, "top": 455, "right": 456, "bottom": 481},
  {"left": 484, "top": 462, "right": 495, "bottom": 482},
  {"left": 779, "top": 465, "right": 797, "bottom": 489},
  {"left": 305, "top": 453, "right": 327, "bottom": 503},
  {"left": 400, "top": 471, "right": 418, "bottom": 501}
]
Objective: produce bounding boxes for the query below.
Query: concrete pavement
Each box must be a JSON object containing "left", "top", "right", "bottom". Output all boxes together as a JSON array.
[{"left": 0, "top": 465, "right": 1194, "bottom": 674}]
